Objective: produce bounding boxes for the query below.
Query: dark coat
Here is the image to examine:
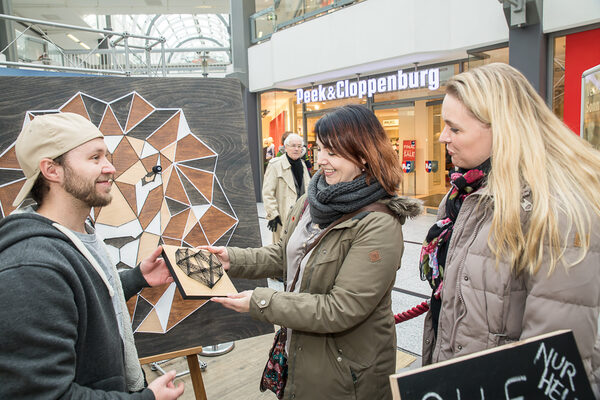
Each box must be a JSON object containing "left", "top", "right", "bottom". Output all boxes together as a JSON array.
[{"left": 0, "top": 212, "right": 153, "bottom": 399}]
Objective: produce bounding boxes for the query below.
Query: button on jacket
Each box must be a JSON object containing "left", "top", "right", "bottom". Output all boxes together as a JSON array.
[
  {"left": 422, "top": 187, "right": 600, "bottom": 395},
  {"left": 229, "top": 195, "right": 422, "bottom": 400}
]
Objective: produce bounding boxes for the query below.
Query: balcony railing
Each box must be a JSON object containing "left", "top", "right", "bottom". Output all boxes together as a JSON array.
[
  {"left": 250, "top": 0, "right": 361, "bottom": 44},
  {"left": 0, "top": 14, "right": 231, "bottom": 77}
]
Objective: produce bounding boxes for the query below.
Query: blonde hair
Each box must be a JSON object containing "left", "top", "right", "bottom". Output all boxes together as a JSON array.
[{"left": 446, "top": 63, "right": 600, "bottom": 275}]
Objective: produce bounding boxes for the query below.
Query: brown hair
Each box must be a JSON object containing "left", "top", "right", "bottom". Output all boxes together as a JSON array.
[
  {"left": 314, "top": 104, "right": 402, "bottom": 194},
  {"left": 29, "top": 154, "right": 65, "bottom": 205}
]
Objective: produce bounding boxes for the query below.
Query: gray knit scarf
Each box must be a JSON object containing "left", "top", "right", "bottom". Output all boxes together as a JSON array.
[{"left": 307, "top": 171, "right": 388, "bottom": 228}]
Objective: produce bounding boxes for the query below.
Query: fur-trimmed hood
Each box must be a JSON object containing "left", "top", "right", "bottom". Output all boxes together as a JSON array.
[{"left": 381, "top": 195, "right": 423, "bottom": 223}]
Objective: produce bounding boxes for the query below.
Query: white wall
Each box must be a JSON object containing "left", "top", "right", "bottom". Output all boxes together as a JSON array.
[
  {"left": 543, "top": 0, "right": 600, "bottom": 33},
  {"left": 248, "top": 0, "right": 508, "bottom": 92}
]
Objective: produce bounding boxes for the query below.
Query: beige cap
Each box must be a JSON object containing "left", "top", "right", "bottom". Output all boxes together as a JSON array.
[{"left": 13, "top": 112, "right": 104, "bottom": 207}]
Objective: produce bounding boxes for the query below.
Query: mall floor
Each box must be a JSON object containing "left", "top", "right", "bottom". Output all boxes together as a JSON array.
[{"left": 142, "top": 202, "right": 436, "bottom": 399}]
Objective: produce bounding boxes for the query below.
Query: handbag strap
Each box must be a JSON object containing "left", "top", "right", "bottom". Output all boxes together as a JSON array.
[{"left": 288, "top": 201, "right": 397, "bottom": 292}]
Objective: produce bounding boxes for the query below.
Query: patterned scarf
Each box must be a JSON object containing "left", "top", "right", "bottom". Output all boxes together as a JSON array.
[
  {"left": 307, "top": 171, "right": 388, "bottom": 228},
  {"left": 419, "top": 159, "right": 490, "bottom": 333}
]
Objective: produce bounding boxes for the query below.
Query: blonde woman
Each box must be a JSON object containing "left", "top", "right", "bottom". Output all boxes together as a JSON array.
[{"left": 420, "top": 63, "right": 600, "bottom": 394}]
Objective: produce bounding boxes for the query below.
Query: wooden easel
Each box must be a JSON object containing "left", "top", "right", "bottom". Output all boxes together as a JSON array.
[{"left": 139, "top": 345, "right": 207, "bottom": 400}]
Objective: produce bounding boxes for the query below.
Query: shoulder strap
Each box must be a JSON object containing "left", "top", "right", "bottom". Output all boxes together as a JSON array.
[
  {"left": 359, "top": 202, "right": 399, "bottom": 220},
  {"left": 288, "top": 202, "right": 393, "bottom": 291}
]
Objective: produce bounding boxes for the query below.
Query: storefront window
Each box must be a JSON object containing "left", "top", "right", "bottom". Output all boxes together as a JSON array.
[
  {"left": 259, "top": 90, "right": 298, "bottom": 171},
  {"left": 552, "top": 36, "right": 566, "bottom": 121},
  {"left": 582, "top": 65, "right": 600, "bottom": 150},
  {"left": 374, "top": 106, "right": 416, "bottom": 196}
]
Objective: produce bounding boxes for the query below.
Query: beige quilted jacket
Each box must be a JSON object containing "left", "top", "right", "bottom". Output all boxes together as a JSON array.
[{"left": 422, "top": 187, "right": 600, "bottom": 396}]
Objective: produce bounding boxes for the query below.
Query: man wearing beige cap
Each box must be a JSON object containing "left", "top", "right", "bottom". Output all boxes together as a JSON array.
[{"left": 0, "top": 112, "right": 184, "bottom": 399}]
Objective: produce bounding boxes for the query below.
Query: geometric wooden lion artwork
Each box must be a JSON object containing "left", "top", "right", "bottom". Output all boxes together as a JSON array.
[
  {"left": 0, "top": 76, "right": 273, "bottom": 356},
  {"left": 128, "top": 283, "right": 209, "bottom": 334},
  {"left": 0, "top": 91, "right": 239, "bottom": 271},
  {"left": 0, "top": 91, "right": 241, "bottom": 335}
]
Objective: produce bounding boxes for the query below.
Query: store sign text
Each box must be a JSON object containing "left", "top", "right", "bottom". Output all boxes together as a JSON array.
[{"left": 296, "top": 68, "right": 440, "bottom": 104}]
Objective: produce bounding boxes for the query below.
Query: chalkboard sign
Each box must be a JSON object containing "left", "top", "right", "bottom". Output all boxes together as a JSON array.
[{"left": 390, "top": 330, "right": 593, "bottom": 399}]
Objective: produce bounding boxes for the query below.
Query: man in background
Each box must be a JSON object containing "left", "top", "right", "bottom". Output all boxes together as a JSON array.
[{"left": 262, "top": 132, "right": 310, "bottom": 243}]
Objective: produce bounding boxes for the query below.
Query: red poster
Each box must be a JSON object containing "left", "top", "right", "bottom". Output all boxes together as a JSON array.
[{"left": 403, "top": 140, "right": 416, "bottom": 162}]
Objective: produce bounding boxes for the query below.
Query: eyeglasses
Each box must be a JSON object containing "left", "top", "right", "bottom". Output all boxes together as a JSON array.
[{"left": 287, "top": 144, "right": 303, "bottom": 149}]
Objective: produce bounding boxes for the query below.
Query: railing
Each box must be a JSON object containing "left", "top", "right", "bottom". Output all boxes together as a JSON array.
[
  {"left": 0, "top": 14, "right": 231, "bottom": 77},
  {"left": 250, "top": 0, "right": 361, "bottom": 44}
]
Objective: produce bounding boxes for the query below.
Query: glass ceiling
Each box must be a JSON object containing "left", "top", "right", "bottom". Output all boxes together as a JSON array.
[{"left": 83, "top": 14, "right": 231, "bottom": 65}]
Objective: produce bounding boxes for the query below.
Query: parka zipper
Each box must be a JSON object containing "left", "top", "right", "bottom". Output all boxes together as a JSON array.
[
  {"left": 438, "top": 194, "right": 489, "bottom": 353},
  {"left": 350, "top": 368, "right": 358, "bottom": 398}
]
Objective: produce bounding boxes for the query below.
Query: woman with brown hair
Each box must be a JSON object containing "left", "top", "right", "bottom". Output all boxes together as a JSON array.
[{"left": 205, "top": 104, "right": 422, "bottom": 400}]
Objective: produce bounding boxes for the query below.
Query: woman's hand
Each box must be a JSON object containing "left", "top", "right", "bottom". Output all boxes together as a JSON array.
[
  {"left": 210, "top": 290, "right": 253, "bottom": 313},
  {"left": 197, "top": 246, "right": 230, "bottom": 271}
]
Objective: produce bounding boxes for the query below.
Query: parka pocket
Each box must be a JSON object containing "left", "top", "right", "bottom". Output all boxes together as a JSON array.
[
  {"left": 325, "top": 336, "right": 372, "bottom": 399},
  {"left": 487, "top": 331, "right": 517, "bottom": 348}
]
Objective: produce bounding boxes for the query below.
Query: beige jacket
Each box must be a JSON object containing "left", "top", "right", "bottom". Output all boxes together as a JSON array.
[
  {"left": 262, "top": 155, "right": 310, "bottom": 243},
  {"left": 229, "top": 195, "right": 423, "bottom": 400},
  {"left": 422, "top": 187, "right": 600, "bottom": 394}
]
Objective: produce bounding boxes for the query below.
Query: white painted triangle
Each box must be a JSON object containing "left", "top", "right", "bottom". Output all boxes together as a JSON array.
[
  {"left": 96, "top": 219, "right": 142, "bottom": 241},
  {"left": 120, "top": 239, "right": 140, "bottom": 268},
  {"left": 134, "top": 174, "right": 163, "bottom": 216},
  {"left": 177, "top": 110, "right": 191, "bottom": 140},
  {"left": 191, "top": 205, "right": 211, "bottom": 222},
  {"left": 135, "top": 183, "right": 150, "bottom": 215},
  {"left": 104, "top": 135, "right": 123, "bottom": 154},
  {"left": 154, "top": 283, "right": 176, "bottom": 331},
  {"left": 141, "top": 141, "right": 159, "bottom": 158},
  {"left": 146, "top": 211, "right": 161, "bottom": 235}
]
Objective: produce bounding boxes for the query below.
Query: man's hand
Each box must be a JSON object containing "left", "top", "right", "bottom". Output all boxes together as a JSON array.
[
  {"left": 210, "top": 290, "right": 253, "bottom": 313},
  {"left": 197, "top": 246, "right": 230, "bottom": 271},
  {"left": 140, "top": 246, "right": 174, "bottom": 287},
  {"left": 148, "top": 370, "right": 184, "bottom": 400},
  {"left": 267, "top": 216, "right": 282, "bottom": 232}
]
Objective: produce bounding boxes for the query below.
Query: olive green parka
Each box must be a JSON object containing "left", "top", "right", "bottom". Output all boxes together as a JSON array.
[{"left": 228, "top": 194, "right": 422, "bottom": 400}]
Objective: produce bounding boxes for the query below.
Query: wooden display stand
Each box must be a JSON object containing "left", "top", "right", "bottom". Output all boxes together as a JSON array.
[{"left": 139, "top": 346, "right": 207, "bottom": 400}]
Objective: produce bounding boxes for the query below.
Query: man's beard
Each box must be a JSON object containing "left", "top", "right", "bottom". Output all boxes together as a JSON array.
[{"left": 63, "top": 163, "right": 113, "bottom": 208}]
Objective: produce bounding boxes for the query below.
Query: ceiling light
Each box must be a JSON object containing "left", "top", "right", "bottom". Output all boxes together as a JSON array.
[
  {"left": 79, "top": 42, "right": 91, "bottom": 50},
  {"left": 67, "top": 33, "right": 80, "bottom": 42}
]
